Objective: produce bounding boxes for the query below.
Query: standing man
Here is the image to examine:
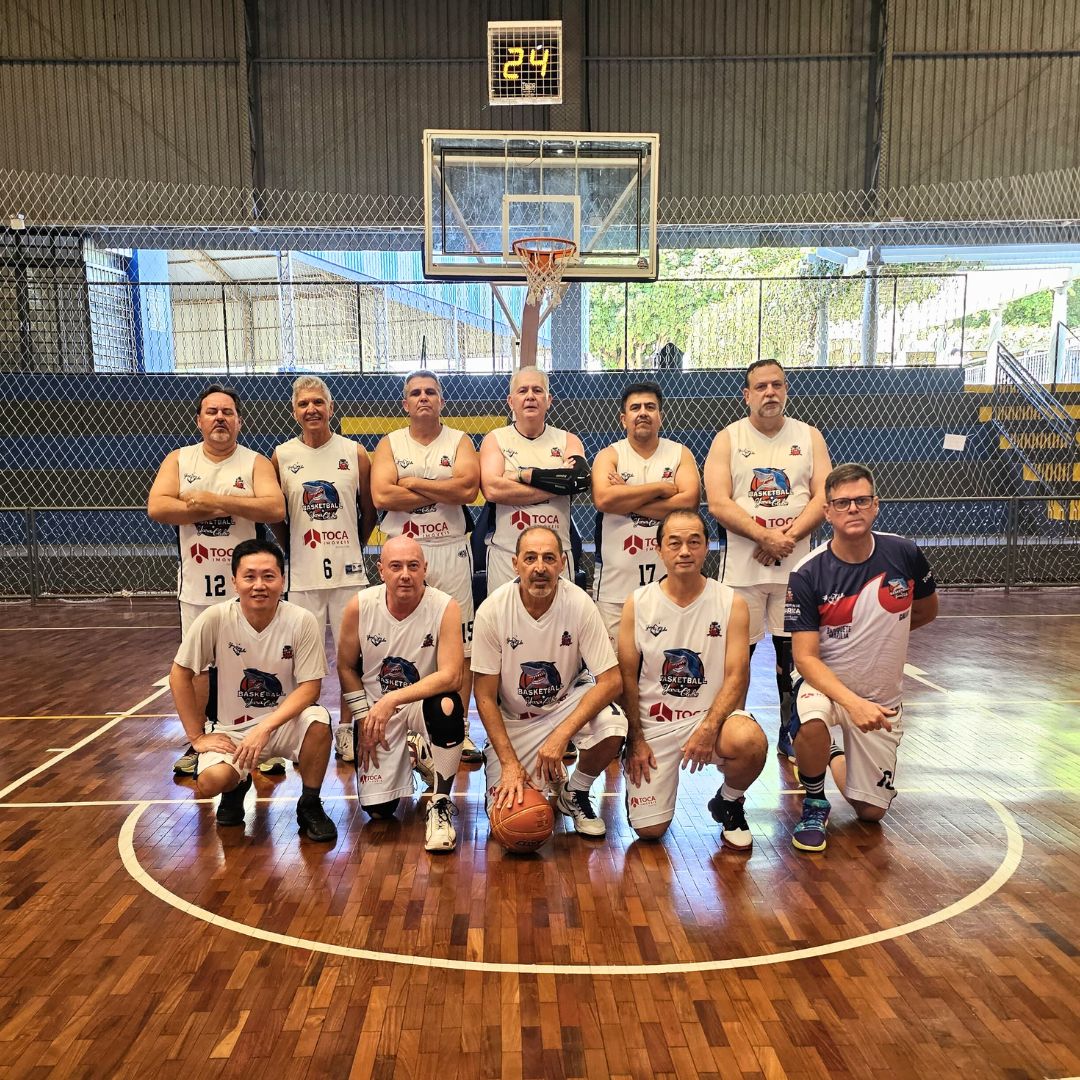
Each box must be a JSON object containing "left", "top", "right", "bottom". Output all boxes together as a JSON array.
[
  {"left": 271, "top": 375, "right": 376, "bottom": 759},
  {"left": 472, "top": 526, "right": 626, "bottom": 838},
  {"left": 478, "top": 366, "right": 590, "bottom": 594},
  {"left": 592, "top": 381, "right": 700, "bottom": 648},
  {"left": 704, "top": 359, "right": 831, "bottom": 760},
  {"left": 369, "top": 370, "right": 482, "bottom": 761},
  {"left": 336, "top": 535, "right": 466, "bottom": 852},
  {"left": 149, "top": 385, "right": 285, "bottom": 776},
  {"left": 169, "top": 538, "right": 337, "bottom": 843},
  {"left": 785, "top": 463, "right": 938, "bottom": 852},
  {"left": 619, "top": 510, "right": 766, "bottom": 849}
]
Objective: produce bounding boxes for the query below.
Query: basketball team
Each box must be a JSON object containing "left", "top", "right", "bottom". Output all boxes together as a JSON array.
[{"left": 148, "top": 360, "right": 938, "bottom": 857}]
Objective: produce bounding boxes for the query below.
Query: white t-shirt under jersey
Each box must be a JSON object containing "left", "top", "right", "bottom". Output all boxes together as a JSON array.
[
  {"left": 175, "top": 598, "right": 327, "bottom": 733},
  {"left": 634, "top": 578, "right": 735, "bottom": 726},
  {"left": 472, "top": 580, "right": 615, "bottom": 721},
  {"left": 594, "top": 437, "right": 686, "bottom": 603},
  {"left": 382, "top": 425, "right": 471, "bottom": 545},
  {"left": 723, "top": 416, "right": 815, "bottom": 586},
  {"left": 276, "top": 433, "right": 368, "bottom": 591},
  {"left": 176, "top": 443, "right": 258, "bottom": 605},
  {"left": 354, "top": 584, "right": 453, "bottom": 704},
  {"left": 488, "top": 423, "right": 573, "bottom": 557}
]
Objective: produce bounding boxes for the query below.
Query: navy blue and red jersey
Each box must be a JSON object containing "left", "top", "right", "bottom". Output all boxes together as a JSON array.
[{"left": 784, "top": 532, "right": 936, "bottom": 708}]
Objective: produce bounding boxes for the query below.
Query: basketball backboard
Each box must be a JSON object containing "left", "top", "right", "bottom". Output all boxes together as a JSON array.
[{"left": 422, "top": 130, "right": 659, "bottom": 283}]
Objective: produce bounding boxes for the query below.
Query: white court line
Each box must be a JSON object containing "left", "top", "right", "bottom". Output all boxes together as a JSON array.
[
  {"left": 117, "top": 791, "right": 1025, "bottom": 975},
  {"left": 0, "top": 625, "right": 176, "bottom": 632},
  {"left": 0, "top": 683, "right": 170, "bottom": 802},
  {"left": 936, "top": 613, "right": 1080, "bottom": 619}
]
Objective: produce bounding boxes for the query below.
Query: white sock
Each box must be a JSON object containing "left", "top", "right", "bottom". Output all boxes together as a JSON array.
[
  {"left": 720, "top": 782, "right": 745, "bottom": 802},
  {"left": 568, "top": 768, "right": 598, "bottom": 794}
]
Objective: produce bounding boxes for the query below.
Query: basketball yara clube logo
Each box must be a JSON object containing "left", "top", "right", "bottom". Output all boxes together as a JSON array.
[
  {"left": 749, "top": 467, "right": 791, "bottom": 507},
  {"left": 301, "top": 480, "right": 340, "bottom": 520},
  {"left": 378, "top": 656, "right": 420, "bottom": 695},
  {"left": 517, "top": 661, "right": 562, "bottom": 708},
  {"left": 660, "top": 649, "right": 707, "bottom": 698},
  {"left": 238, "top": 669, "right": 283, "bottom": 710}
]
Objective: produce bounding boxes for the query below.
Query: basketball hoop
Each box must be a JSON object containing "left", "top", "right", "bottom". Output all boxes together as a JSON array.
[{"left": 512, "top": 237, "right": 578, "bottom": 310}]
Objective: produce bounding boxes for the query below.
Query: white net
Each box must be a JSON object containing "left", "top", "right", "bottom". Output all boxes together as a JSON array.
[{"left": 512, "top": 238, "right": 579, "bottom": 310}]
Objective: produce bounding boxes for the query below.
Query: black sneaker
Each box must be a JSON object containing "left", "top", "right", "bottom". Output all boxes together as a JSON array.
[
  {"left": 562, "top": 739, "right": 579, "bottom": 762},
  {"left": 297, "top": 796, "right": 338, "bottom": 843},
  {"left": 216, "top": 775, "right": 252, "bottom": 826},
  {"left": 707, "top": 791, "right": 753, "bottom": 851}
]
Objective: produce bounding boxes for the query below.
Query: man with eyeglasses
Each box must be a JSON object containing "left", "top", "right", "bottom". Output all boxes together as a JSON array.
[
  {"left": 784, "top": 463, "right": 938, "bottom": 853},
  {"left": 704, "top": 359, "right": 832, "bottom": 762}
]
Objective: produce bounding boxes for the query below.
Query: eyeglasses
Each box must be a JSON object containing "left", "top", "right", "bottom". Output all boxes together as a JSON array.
[{"left": 828, "top": 495, "right": 876, "bottom": 511}]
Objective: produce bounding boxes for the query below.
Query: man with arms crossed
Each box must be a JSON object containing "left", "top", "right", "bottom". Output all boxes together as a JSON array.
[
  {"left": 620, "top": 510, "right": 767, "bottom": 849},
  {"left": 704, "top": 359, "right": 831, "bottom": 760},
  {"left": 472, "top": 526, "right": 626, "bottom": 838},
  {"left": 593, "top": 380, "right": 700, "bottom": 648},
  {"left": 149, "top": 385, "right": 285, "bottom": 776},
  {"left": 369, "top": 370, "right": 482, "bottom": 762},
  {"left": 336, "top": 534, "right": 466, "bottom": 852},
  {"left": 169, "top": 538, "right": 337, "bottom": 843},
  {"left": 271, "top": 375, "right": 376, "bottom": 760},
  {"left": 785, "top": 463, "right": 938, "bottom": 852}
]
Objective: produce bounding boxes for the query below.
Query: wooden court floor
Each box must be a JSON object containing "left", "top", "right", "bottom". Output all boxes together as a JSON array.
[{"left": 0, "top": 590, "right": 1078, "bottom": 1080}]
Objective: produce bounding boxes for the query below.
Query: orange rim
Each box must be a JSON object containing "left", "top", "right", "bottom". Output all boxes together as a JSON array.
[{"left": 512, "top": 236, "right": 577, "bottom": 270}]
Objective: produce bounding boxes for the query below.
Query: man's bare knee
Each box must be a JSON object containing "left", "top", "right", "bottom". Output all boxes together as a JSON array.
[
  {"left": 196, "top": 765, "right": 241, "bottom": 799},
  {"left": 852, "top": 801, "right": 886, "bottom": 822},
  {"left": 633, "top": 820, "right": 671, "bottom": 840}
]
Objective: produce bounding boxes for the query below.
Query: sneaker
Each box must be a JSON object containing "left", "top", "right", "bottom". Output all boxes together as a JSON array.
[
  {"left": 425, "top": 796, "right": 458, "bottom": 852},
  {"left": 257, "top": 757, "right": 288, "bottom": 776},
  {"left": 334, "top": 722, "right": 355, "bottom": 763},
  {"left": 776, "top": 724, "right": 796, "bottom": 763},
  {"left": 562, "top": 739, "right": 579, "bottom": 763},
  {"left": 792, "top": 797, "right": 831, "bottom": 852},
  {"left": 407, "top": 731, "right": 435, "bottom": 787},
  {"left": 297, "top": 796, "right": 337, "bottom": 843},
  {"left": 555, "top": 781, "right": 606, "bottom": 838},
  {"left": 216, "top": 775, "right": 252, "bottom": 826},
  {"left": 460, "top": 734, "right": 484, "bottom": 764},
  {"left": 708, "top": 792, "right": 753, "bottom": 851},
  {"left": 173, "top": 745, "right": 198, "bottom": 776}
]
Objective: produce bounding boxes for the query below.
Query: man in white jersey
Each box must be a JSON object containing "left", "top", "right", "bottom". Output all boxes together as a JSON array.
[
  {"left": 472, "top": 526, "right": 626, "bottom": 839},
  {"left": 336, "top": 535, "right": 466, "bottom": 852},
  {"left": 619, "top": 510, "right": 766, "bottom": 850},
  {"left": 704, "top": 359, "right": 831, "bottom": 762},
  {"left": 271, "top": 375, "right": 375, "bottom": 760},
  {"left": 478, "top": 366, "right": 591, "bottom": 595},
  {"left": 592, "top": 380, "right": 700, "bottom": 648},
  {"left": 169, "top": 538, "right": 337, "bottom": 843},
  {"left": 149, "top": 385, "right": 286, "bottom": 777},
  {"left": 370, "top": 369, "right": 482, "bottom": 762},
  {"left": 785, "top": 463, "right": 938, "bottom": 852}
]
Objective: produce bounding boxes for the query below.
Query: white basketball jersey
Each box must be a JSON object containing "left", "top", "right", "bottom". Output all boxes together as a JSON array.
[
  {"left": 634, "top": 578, "right": 735, "bottom": 726},
  {"left": 724, "top": 417, "right": 815, "bottom": 586},
  {"left": 488, "top": 424, "right": 572, "bottom": 557},
  {"left": 382, "top": 425, "right": 470, "bottom": 545},
  {"left": 276, "top": 434, "right": 368, "bottom": 591},
  {"left": 594, "top": 438, "right": 686, "bottom": 603},
  {"left": 355, "top": 584, "right": 452, "bottom": 703},
  {"left": 471, "top": 580, "right": 615, "bottom": 721},
  {"left": 176, "top": 443, "right": 258, "bottom": 605},
  {"left": 174, "top": 599, "right": 326, "bottom": 733}
]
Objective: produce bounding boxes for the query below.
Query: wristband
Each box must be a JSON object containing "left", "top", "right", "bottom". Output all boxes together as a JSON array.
[{"left": 343, "top": 689, "right": 370, "bottom": 718}]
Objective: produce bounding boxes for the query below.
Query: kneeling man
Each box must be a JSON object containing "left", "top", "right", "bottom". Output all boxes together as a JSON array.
[
  {"left": 472, "top": 525, "right": 626, "bottom": 838},
  {"left": 619, "top": 510, "right": 766, "bottom": 849},
  {"left": 169, "top": 537, "right": 337, "bottom": 842},
  {"left": 336, "top": 534, "right": 465, "bottom": 852}
]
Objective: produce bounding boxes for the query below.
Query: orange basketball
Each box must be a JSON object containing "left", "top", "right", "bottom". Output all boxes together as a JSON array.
[{"left": 489, "top": 787, "right": 555, "bottom": 853}]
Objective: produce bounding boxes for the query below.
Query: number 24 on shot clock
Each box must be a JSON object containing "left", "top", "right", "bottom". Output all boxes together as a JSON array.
[{"left": 487, "top": 21, "right": 562, "bottom": 106}]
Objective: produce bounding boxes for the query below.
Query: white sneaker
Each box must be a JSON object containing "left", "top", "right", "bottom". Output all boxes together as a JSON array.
[
  {"left": 256, "top": 757, "right": 287, "bottom": 776},
  {"left": 555, "top": 781, "right": 606, "bottom": 838},
  {"left": 425, "top": 796, "right": 458, "bottom": 852},
  {"left": 460, "top": 733, "right": 484, "bottom": 763},
  {"left": 334, "top": 722, "right": 355, "bottom": 763},
  {"left": 407, "top": 731, "right": 435, "bottom": 787}
]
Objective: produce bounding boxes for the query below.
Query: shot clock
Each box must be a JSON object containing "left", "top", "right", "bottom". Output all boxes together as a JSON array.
[{"left": 487, "top": 21, "right": 562, "bottom": 105}]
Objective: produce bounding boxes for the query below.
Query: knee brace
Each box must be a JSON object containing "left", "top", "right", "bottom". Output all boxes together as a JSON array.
[
  {"left": 772, "top": 635, "right": 793, "bottom": 691},
  {"left": 422, "top": 691, "right": 465, "bottom": 748}
]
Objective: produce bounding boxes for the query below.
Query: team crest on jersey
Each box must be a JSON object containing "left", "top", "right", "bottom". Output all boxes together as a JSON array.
[
  {"left": 649, "top": 702, "right": 673, "bottom": 722},
  {"left": 238, "top": 668, "right": 283, "bottom": 709},
  {"left": 367, "top": 633, "right": 387, "bottom": 646},
  {"left": 749, "top": 467, "right": 791, "bottom": 507},
  {"left": 645, "top": 623, "right": 667, "bottom": 637},
  {"left": 790, "top": 445, "right": 802, "bottom": 456},
  {"left": 288, "top": 463, "right": 303, "bottom": 474},
  {"left": 233, "top": 476, "right": 246, "bottom": 490},
  {"left": 194, "top": 518, "right": 233, "bottom": 537},
  {"left": 517, "top": 661, "right": 562, "bottom": 708},
  {"left": 421, "top": 634, "right": 434, "bottom": 648},
  {"left": 228, "top": 641, "right": 245, "bottom": 656},
  {"left": 281, "top": 644, "right": 293, "bottom": 659},
  {"left": 886, "top": 577, "right": 910, "bottom": 600},
  {"left": 506, "top": 635, "right": 523, "bottom": 649},
  {"left": 302, "top": 480, "right": 340, "bottom": 520},
  {"left": 439, "top": 455, "right": 451, "bottom": 467},
  {"left": 183, "top": 472, "right": 200, "bottom": 483},
  {"left": 560, "top": 631, "right": 572, "bottom": 646},
  {"left": 661, "top": 648, "right": 706, "bottom": 698},
  {"left": 550, "top": 447, "right": 562, "bottom": 458},
  {"left": 457, "top": 547, "right": 468, "bottom": 558},
  {"left": 395, "top": 459, "right": 413, "bottom": 470},
  {"left": 707, "top": 622, "right": 722, "bottom": 638},
  {"left": 379, "top": 655, "right": 420, "bottom": 694},
  {"left": 338, "top": 458, "right": 349, "bottom": 471},
  {"left": 662, "top": 467, "right": 674, "bottom": 479}
]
